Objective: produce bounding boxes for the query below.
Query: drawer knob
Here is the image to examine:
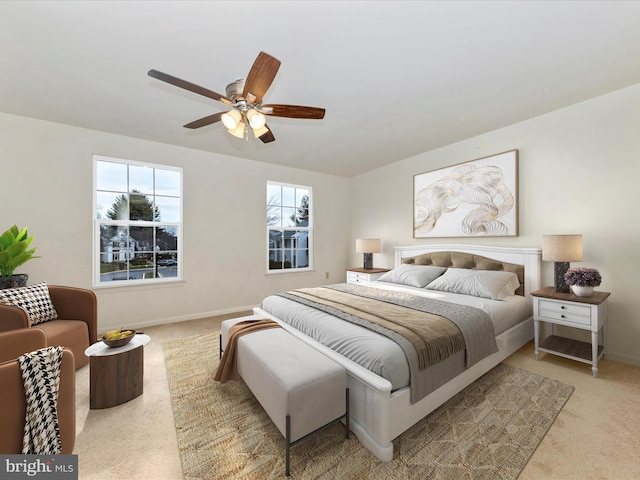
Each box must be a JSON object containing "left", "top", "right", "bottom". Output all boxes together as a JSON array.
[
  {"left": 561, "top": 306, "right": 566, "bottom": 309},
  {"left": 561, "top": 314, "right": 566, "bottom": 318}
]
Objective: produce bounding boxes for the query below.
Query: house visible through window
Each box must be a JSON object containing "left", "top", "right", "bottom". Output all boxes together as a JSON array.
[
  {"left": 94, "top": 155, "right": 182, "bottom": 285},
  {"left": 267, "top": 181, "right": 312, "bottom": 272}
]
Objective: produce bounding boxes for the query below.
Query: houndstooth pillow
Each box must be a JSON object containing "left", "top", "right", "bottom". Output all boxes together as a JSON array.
[{"left": 0, "top": 282, "right": 59, "bottom": 326}]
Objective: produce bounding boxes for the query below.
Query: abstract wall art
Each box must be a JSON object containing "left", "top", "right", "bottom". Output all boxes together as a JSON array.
[{"left": 413, "top": 150, "right": 519, "bottom": 238}]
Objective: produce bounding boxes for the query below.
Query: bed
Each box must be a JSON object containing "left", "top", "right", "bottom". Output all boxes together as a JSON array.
[{"left": 253, "top": 244, "right": 541, "bottom": 461}]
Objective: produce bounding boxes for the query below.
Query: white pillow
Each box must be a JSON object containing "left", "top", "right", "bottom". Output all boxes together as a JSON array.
[
  {"left": 425, "top": 268, "right": 520, "bottom": 300},
  {"left": 377, "top": 264, "right": 447, "bottom": 288}
]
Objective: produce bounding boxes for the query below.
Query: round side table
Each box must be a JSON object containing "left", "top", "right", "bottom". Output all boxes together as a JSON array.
[{"left": 84, "top": 334, "right": 150, "bottom": 409}]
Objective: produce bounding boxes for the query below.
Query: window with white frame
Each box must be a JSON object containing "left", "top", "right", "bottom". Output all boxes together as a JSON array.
[
  {"left": 267, "top": 181, "right": 312, "bottom": 272},
  {"left": 94, "top": 155, "right": 182, "bottom": 285}
]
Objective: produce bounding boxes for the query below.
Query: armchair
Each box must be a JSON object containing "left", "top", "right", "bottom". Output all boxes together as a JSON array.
[
  {"left": 0, "top": 329, "right": 76, "bottom": 454},
  {"left": 0, "top": 285, "right": 97, "bottom": 369}
]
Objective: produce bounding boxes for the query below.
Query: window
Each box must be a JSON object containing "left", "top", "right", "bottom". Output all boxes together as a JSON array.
[
  {"left": 267, "top": 181, "right": 312, "bottom": 272},
  {"left": 94, "top": 155, "right": 182, "bottom": 286}
]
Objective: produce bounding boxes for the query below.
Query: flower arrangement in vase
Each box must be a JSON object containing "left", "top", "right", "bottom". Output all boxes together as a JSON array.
[{"left": 564, "top": 267, "right": 601, "bottom": 297}]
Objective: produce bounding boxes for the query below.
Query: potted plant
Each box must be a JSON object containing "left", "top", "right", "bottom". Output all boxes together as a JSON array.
[
  {"left": 0, "top": 225, "right": 38, "bottom": 289},
  {"left": 564, "top": 267, "right": 601, "bottom": 297}
]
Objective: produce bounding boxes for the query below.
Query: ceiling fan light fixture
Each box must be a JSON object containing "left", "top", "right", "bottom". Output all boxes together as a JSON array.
[
  {"left": 221, "top": 108, "right": 242, "bottom": 130},
  {"left": 247, "top": 109, "right": 266, "bottom": 129},
  {"left": 228, "top": 121, "right": 246, "bottom": 139},
  {"left": 148, "top": 52, "right": 325, "bottom": 145},
  {"left": 252, "top": 124, "right": 269, "bottom": 138}
]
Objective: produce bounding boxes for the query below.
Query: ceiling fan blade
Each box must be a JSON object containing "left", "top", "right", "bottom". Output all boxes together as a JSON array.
[
  {"left": 183, "top": 112, "right": 224, "bottom": 129},
  {"left": 259, "top": 125, "right": 276, "bottom": 143},
  {"left": 148, "top": 69, "right": 233, "bottom": 106},
  {"left": 242, "top": 52, "right": 281, "bottom": 104},
  {"left": 262, "top": 104, "right": 326, "bottom": 119}
]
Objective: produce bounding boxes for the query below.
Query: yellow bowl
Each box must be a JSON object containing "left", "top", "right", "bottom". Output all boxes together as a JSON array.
[{"left": 102, "top": 329, "right": 136, "bottom": 348}]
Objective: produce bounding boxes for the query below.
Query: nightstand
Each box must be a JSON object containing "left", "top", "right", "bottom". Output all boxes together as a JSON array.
[
  {"left": 346, "top": 268, "right": 390, "bottom": 284},
  {"left": 532, "top": 286, "right": 610, "bottom": 378}
]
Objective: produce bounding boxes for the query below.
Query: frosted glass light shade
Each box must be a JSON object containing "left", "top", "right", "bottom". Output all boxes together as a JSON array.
[
  {"left": 542, "top": 234, "right": 583, "bottom": 261},
  {"left": 228, "top": 121, "right": 246, "bottom": 139},
  {"left": 252, "top": 125, "right": 269, "bottom": 138},
  {"left": 247, "top": 109, "right": 266, "bottom": 129},
  {"left": 221, "top": 109, "right": 242, "bottom": 130},
  {"left": 356, "top": 238, "right": 381, "bottom": 253}
]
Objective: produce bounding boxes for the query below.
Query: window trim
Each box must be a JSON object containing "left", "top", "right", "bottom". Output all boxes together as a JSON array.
[
  {"left": 93, "top": 154, "right": 183, "bottom": 288},
  {"left": 266, "top": 180, "right": 313, "bottom": 274}
]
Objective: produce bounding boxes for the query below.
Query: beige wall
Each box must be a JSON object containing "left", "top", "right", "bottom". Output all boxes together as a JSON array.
[
  {"left": 2, "top": 82, "right": 639, "bottom": 366},
  {"left": 349, "top": 83, "right": 640, "bottom": 366},
  {"left": 0, "top": 112, "right": 350, "bottom": 330}
]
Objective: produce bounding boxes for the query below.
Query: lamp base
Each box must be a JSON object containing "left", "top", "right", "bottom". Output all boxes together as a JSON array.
[
  {"left": 363, "top": 253, "right": 373, "bottom": 270},
  {"left": 554, "top": 261, "right": 571, "bottom": 293}
]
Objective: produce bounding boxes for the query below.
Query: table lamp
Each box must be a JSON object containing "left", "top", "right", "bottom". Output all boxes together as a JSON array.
[
  {"left": 356, "top": 238, "right": 381, "bottom": 270},
  {"left": 542, "top": 234, "right": 583, "bottom": 293}
]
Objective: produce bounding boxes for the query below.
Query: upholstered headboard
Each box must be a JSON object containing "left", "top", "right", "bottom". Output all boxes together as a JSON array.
[
  {"left": 394, "top": 244, "right": 542, "bottom": 299},
  {"left": 402, "top": 251, "right": 526, "bottom": 296}
]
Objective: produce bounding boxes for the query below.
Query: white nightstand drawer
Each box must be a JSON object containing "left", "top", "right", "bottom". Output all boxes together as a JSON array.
[
  {"left": 346, "top": 269, "right": 389, "bottom": 284},
  {"left": 538, "top": 307, "right": 591, "bottom": 326},
  {"left": 347, "top": 272, "right": 367, "bottom": 283},
  {"left": 538, "top": 299, "right": 591, "bottom": 326},
  {"left": 538, "top": 299, "right": 591, "bottom": 317}
]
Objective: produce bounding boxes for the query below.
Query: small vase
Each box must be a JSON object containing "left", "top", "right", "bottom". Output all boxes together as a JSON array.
[{"left": 572, "top": 285, "right": 594, "bottom": 297}]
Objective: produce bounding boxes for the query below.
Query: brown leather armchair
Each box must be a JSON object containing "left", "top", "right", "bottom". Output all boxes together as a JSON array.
[
  {"left": 0, "top": 329, "right": 76, "bottom": 454},
  {"left": 0, "top": 285, "right": 97, "bottom": 369}
]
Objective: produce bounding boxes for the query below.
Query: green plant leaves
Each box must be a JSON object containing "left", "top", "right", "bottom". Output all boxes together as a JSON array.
[{"left": 0, "top": 225, "right": 37, "bottom": 276}]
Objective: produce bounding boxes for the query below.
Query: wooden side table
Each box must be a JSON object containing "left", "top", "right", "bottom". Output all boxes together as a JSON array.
[
  {"left": 346, "top": 267, "right": 390, "bottom": 284},
  {"left": 532, "top": 287, "right": 610, "bottom": 377},
  {"left": 85, "top": 334, "right": 150, "bottom": 409}
]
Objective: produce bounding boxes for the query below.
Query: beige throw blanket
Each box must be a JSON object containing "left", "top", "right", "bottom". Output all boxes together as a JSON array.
[
  {"left": 284, "top": 288, "right": 465, "bottom": 369},
  {"left": 214, "top": 319, "right": 281, "bottom": 384}
]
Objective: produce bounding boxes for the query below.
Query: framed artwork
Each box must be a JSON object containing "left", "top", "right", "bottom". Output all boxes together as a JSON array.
[{"left": 413, "top": 149, "right": 518, "bottom": 238}]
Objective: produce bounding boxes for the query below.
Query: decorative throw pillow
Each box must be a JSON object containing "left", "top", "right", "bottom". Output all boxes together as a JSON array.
[
  {"left": 377, "top": 264, "right": 447, "bottom": 288},
  {"left": 0, "top": 282, "right": 59, "bottom": 326},
  {"left": 425, "top": 268, "right": 521, "bottom": 300}
]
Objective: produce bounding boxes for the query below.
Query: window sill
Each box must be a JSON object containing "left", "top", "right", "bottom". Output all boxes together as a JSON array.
[
  {"left": 265, "top": 269, "right": 315, "bottom": 277},
  {"left": 93, "top": 278, "right": 186, "bottom": 292}
]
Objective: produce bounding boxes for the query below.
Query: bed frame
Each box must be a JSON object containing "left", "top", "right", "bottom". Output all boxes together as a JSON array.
[{"left": 254, "top": 244, "right": 541, "bottom": 461}]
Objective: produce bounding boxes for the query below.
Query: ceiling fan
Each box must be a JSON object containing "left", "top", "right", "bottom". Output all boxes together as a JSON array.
[{"left": 148, "top": 52, "right": 325, "bottom": 144}]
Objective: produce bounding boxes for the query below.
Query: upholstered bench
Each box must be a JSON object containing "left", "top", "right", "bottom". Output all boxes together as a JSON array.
[{"left": 220, "top": 316, "right": 349, "bottom": 476}]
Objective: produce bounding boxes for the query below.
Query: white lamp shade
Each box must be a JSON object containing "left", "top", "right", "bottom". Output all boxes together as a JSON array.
[
  {"left": 227, "top": 121, "right": 246, "bottom": 138},
  {"left": 252, "top": 124, "right": 269, "bottom": 138},
  {"left": 247, "top": 109, "right": 266, "bottom": 129},
  {"left": 356, "top": 238, "right": 381, "bottom": 253},
  {"left": 221, "top": 109, "right": 242, "bottom": 130},
  {"left": 542, "top": 234, "right": 583, "bottom": 261}
]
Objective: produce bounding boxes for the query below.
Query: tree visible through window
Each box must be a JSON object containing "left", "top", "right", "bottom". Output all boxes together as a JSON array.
[
  {"left": 94, "top": 156, "right": 182, "bottom": 285},
  {"left": 267, "top": 181, "right": 312, "bottom": 272}
]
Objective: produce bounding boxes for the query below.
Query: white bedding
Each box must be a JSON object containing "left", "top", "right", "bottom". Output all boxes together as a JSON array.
[{"left": 260, "top": 280, "right": 531, "bottom": 392}]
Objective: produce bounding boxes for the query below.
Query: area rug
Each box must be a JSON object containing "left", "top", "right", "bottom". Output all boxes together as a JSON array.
[{"left": 163, "top": 332, "right": 573, "bottom": 480}]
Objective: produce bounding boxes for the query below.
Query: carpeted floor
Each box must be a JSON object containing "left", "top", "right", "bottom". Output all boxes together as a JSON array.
[{"left": 163, "top": 332, "right": 574, "bottom": 479}]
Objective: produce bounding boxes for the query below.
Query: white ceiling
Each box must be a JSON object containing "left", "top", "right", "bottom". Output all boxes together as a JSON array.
[{"left": 1, "top": 1, "right": 639, "bottom": 177}]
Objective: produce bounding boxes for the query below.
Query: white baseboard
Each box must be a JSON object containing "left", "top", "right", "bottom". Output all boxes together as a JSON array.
[
  {"left": 105, "top": 304, "right": 260, "bottom": 331},
  {"left": 605, "top": 351, "right": 640, "bottom": 367}
]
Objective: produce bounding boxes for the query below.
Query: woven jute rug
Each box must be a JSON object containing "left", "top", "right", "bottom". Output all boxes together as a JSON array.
[{"left": 163, "top": 332, "right": 573, "bottom": 480}]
